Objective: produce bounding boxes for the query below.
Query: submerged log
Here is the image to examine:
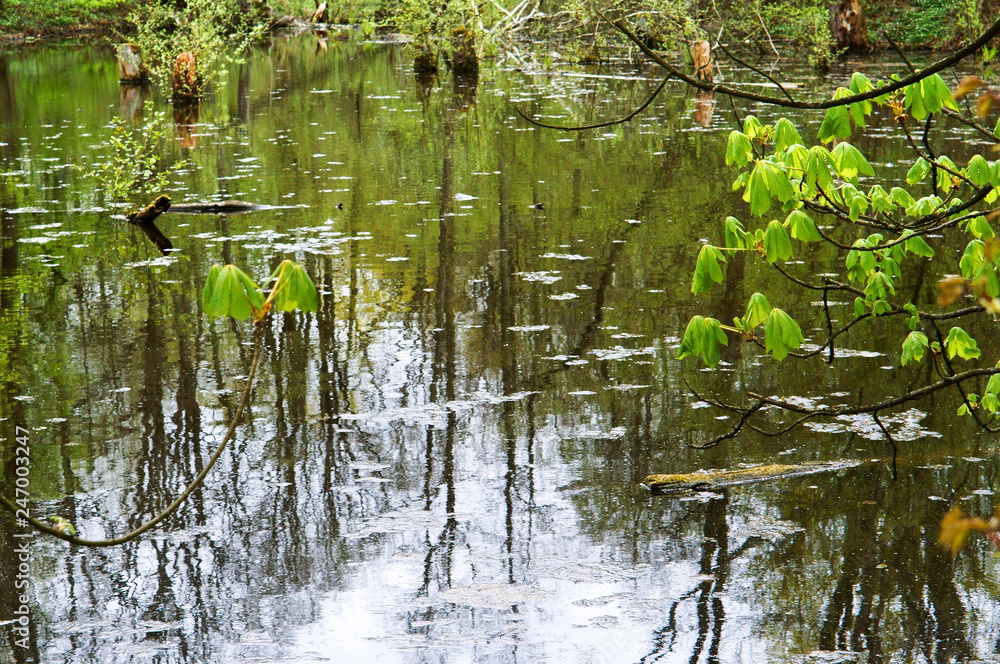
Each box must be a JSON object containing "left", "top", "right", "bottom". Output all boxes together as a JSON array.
[
  {"left": 692, "top": 40, "right": 713, "bottom": 82},
  {"left": 172, "top": 52, "right": 199, "bottom": 102},
  {"left": 116, "top": 44, "right": 147, "bottom": 83},
  {"left": 127, "top": 195, "right": 174, "bottom": 255}
]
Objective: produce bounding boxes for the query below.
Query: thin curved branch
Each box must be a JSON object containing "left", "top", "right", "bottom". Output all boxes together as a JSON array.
[
  {"left": 603, "top": 11, "right": 1000, "bottom": 110},
  {"left": 748, "top": 365, "right": 1000, "bottom": 416},
  {"left": 687, "top": 399, "right": 763, "bottom": 449},
  {"left": 714, "top": 40, "right": 795, "bottom": 102},
  {"left": 513, "top": 74, "right": 672, "bottom": 131},
  {"left": 0, "top": 324, "right": 265, "bottom": 547}
]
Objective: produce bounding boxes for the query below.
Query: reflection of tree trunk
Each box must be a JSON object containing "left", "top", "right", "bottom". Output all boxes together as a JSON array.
[
  {"left": 924, "top": 526, "right": 972, "bottom": 663},
  {"left": 820, "top": 495, "right": 878, "bottom": 650},
  {"left": 418, "top": 114, "right": 460, "bottom": 596},
  {"left": 133, "top": 284, "right": 169, "bottom": 530},
  {"left": 0, "top": 181, "right": 40, "bottom": 661},
  {"left": 693, "top": 492, "right": 728, "bottom": 664}
]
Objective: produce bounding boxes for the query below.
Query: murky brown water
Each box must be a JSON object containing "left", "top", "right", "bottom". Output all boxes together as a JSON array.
[{"left": 1, "top": 35, "right": 999, "bottom": 663}]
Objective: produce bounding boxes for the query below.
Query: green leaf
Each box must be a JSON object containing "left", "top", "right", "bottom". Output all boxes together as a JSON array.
[
  {"left": 743, "top": 115, "right": 767, "bottom": 140},
  {"left": 936, "top": 155, "right": 959, "bottom": 191},
  {"left": 763, "top": 308, "right": 805, "bottom": 361},
  {"left": 889, "top": 187, "right": 916, "bottom": 209},
  {"left": 677, "top": 315, "right": 729, "bottom": 368},
  {"left": 725, "top": 131, "right": 753, "bottom": 168},
  {"left": 267, "top": 259, "right": 320, "bottom": 313},
  {"left": 849, "top": 72, "right": 875, "bottom": 95},
  {"left": 746, "top": 163, "right": 772, "bottom": 216},
  {"left": 906, "top": 158, "right": 931, "bottom": 185},
  {"left": 944, "top": 326, "right": 981, "bottom": 360},
  {"left": 805, "top": 146, "right": 836, "bottom": 192},
  {"left": 784, "top": 209, "right": 821, "bottom": 242},
  {"left": 900, "top": 330, "right": 929, "bottom": 366},
  {"left": 869, "top": 185, "right": 894, "bottom": 214},
  {"left": 985, "top": 372, "right": 1000, "bottom": 396},
  {"left": 854, "top": 297, "right": 866, "bottom": 317},
  {"left": 763, "top": 220, "right": 793, "bottom": 263},
  {"left": 902, "top": 231, "right": 935, "bottom": 258},
  {"left": 966, "top": 154, "right": 992, "bottom": 187},
  {"left": 691, "top": 245, "right": 728, "bottom": 294},
  {"left": 203, "top": 264, "right": 261, "bottom": 321},
  {"left": 724, "top": 216, "right": 747, "bottom": 249},
  {"left": 818, "top": 105, "right": 852, "bottom": 143},
  {"left": 907, "top": 195, "right": 942, "bottom": 217},
  {"left": 904, "top": 74, "right": 960, "bottom": 120},
  {"left": 744, "top": 292, "right": 772, "bottom": 329},
  {"left": 831, "top": 142, "right": 875, "bottom": 184},
  {"left": 772, "top": 118, "right": 802, "bottom": 152},
  {"left": 760, "top": 160, "right": 796, "bottom": 204},
  {"left": 968, "top": 215, "right": 996, "bottom": 239}
]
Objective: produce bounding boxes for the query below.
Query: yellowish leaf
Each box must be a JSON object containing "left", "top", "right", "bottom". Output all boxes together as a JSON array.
[{"left": 954, "top": 76, "right": 985, "bottom": 100}]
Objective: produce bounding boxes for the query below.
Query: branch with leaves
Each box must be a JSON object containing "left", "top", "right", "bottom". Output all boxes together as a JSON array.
[{"left": 0, "top": 260, "right": 318, "bottom": 546}]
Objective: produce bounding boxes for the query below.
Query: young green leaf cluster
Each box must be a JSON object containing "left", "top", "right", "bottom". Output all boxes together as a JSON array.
[{"left": 202, "top": 259, "right": 319, "bottom": 323}]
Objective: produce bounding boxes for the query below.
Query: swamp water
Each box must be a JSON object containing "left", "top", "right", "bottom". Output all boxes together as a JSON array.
[{"left": 1, "top": 36, "right": 999, "bottom": 663}]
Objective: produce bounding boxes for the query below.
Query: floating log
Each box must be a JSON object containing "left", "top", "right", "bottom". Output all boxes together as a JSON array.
[
  {"left": 172, "top": 52, "right": 199, "bottom": 102},
  {"left": 692, "top": 40, "right": 713, "bottom": 82},
  {"left": 116, "top": 44, "right": 147, "bottom": 83},
  {"left": 642, "top": 460, "right": 862, "bottom": 495},
  {"left": 127, "top": 195, "right": 174, "bottom": 255},
  {"left": 168, "top": 200, "right": 262, "bottom": 214}
]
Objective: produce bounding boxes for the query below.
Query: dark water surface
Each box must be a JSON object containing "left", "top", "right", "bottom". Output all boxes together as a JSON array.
[{"left": 1, "top": 36, "right": 1000, "bottom": 663}]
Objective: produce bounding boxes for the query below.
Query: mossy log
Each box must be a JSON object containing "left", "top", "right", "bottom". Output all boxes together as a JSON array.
[
  {"left": 127, "top": 195, "right": 173, "bottom": 255},
  {"left": 642, "top": 460, "right": 861, "bottom": 495}
]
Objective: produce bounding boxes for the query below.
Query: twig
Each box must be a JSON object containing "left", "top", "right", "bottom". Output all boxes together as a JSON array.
[
  {"left": 513, "top": 75, "right": 672, "bottom": 131},
  {"left": 0, "top": 324, "right": 265, "bottom": 546}
]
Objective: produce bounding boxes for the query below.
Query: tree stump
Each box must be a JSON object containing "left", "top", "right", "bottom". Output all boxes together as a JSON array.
[
  {"left": 451, "top": 27, "right": 478, "bottom": 76},
  {"left": 692, "top": 40, "right": 713, "bottom": 83},
  {"left": 413, "top": 36, "right": 438, "bottom": 73},
  {"left": 116, "top": 44, "right": 147, "bottom": 83},
  {"left": 829, "top": 0, "right": 870, "bottom": 52},
  {"left": 310, "top": 1, "right": 327, "bottom": 23},
  {"left": 172, "top": 52, "right": 199, "bottom": 102}
]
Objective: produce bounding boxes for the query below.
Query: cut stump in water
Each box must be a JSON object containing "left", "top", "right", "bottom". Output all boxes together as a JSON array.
[
  {"left": 692, "top": 40, "right": 713, "bottom": 82},
  {"left": 116, "top": 44, "right": 148, "bottom": 83},
  {"left": 173, "top": 52, "right": 199, "bottom": 102},
  {"left": 451, "top": 27, "right": 478, "bottom": 76}
]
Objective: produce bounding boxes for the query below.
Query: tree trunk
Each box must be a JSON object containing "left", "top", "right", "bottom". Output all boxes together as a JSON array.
[
  {"left": 829, "top": 0, "right": 870, "bottom": 52},
  {"left": 692, "top": 40, "right": 713, "bottom": 83},
  {"left": 172, "top": 52, "right": 199, "bottom": 102},
  {"left": 116, "top": 44, "right": 147, "bottom": 83}
]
